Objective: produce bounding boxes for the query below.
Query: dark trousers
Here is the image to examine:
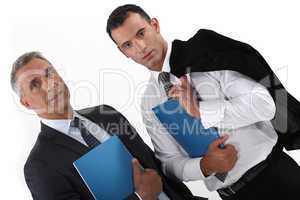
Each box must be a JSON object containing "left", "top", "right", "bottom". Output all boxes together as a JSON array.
[{"left": 219, "top": 151, "right": 300, "bottom": 200}]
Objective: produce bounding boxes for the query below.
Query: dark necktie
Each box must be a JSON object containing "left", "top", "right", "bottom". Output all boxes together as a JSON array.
[
  {"left": 158, "top": 72, "right": 201, "bottom": 101},
  {"left": 158, "top": 72, "right": 173, "bottom": 96},
  {"left": 71, "top": 117, "right": 101, "bottom": 149}
]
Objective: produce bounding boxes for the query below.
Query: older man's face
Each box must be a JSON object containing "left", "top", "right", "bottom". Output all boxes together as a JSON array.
[
  {"left": 16, "top": 58, "right": 70, "bottom": 118},
  {"left": 111, "top": 12, "right": 167, "bottom": 71}
]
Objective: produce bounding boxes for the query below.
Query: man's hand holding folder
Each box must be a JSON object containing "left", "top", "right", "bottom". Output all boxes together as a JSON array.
[
  {"left": 200, "top": 135, "right": 238, "bottom": 177},
  {"left": 73, "top": 136, "right": 163, "bottom": 199},
  {"left": 132, "top": 159, "right": 163, "bottom": 200},
  {"left": 167, "top": 75, "right": 238, "bottom": 178}
]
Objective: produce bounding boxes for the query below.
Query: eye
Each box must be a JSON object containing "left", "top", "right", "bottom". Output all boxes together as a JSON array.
[
  {"left": 30, "top": 78, "right": 41, "bottom": 91},
  {"left": 122, "top": 41, "right": 132, "bottom": 49},
  {"left": 137, "top": 29, "right": 145, "bottom": 38}
]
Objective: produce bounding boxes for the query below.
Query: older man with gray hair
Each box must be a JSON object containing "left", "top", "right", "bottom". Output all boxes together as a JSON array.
[{"left": 11, "top": 51, "right": 207, "bottom": 200}]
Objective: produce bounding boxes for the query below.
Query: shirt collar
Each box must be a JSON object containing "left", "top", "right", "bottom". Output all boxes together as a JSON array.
[
  {"left": 41, "top": 111, "right": 82, "bottom": 135},
  {"left": 151, "top": 39, "right": 172, "bottom": 82}
]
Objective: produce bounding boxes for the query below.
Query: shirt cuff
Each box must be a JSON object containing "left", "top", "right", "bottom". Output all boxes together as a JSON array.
[
  {"left": 199, "top": 99, "right": 226, "bottom": 129},
  {"left": 183, "top": 157, "right": 215, "bottom": 181},
  {"left": 134, "top": 192, "right": 143, "bottom": 200}
]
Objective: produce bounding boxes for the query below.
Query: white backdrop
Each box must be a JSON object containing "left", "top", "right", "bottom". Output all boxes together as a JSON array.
[{"left": 1, "top": 0, "right": 300, "bottom": 199}]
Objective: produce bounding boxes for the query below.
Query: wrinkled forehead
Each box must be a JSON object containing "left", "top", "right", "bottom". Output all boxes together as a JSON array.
[{"left": 111, "top": 12, "right": 150, "bottom": 45}]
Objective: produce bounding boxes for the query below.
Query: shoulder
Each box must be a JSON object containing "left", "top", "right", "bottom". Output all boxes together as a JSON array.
[
  {"left": 78, "top": 104, "right": 118, "bottom": 114},
  {"left": 193, "top": 28, "right": 217, "bottom": 38},
  {"left": 177, "top": 29, "right": 217, "bottom": 43},
  {"left": 78, "top": 105, "right": 135, "bottom": 124},
  {"left": 77, "top": 104, "right": 125, "bottom": 120}
]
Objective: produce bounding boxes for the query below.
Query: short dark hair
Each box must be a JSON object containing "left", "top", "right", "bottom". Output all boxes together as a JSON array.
[{"left": 106, "top": 4, "right": 151, "bottom": 42}]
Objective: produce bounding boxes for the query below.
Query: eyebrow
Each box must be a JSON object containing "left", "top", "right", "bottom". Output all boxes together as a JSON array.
[{"left": 120, "top": 27, "right": 145, "bottom": 48}]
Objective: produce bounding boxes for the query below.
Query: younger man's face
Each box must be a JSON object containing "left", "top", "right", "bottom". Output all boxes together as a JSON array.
[{"left": 111, "top": 12, "right": 167, "bottom": 71}]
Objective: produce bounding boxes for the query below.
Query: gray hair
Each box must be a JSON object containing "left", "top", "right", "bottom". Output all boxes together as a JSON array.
[{"left": 10, "top": 51, "right": 50, "bottom": 95}]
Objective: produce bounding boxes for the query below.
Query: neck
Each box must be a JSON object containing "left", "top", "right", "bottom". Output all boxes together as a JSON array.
[
  {"left": 154, "top": 39, "right": 168, "bottom": 72},
  {"left": 38, "top": 104, "right": 74, "bottom": 120}
]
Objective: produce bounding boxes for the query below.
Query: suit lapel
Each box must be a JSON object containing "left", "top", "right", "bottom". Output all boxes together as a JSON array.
[
  {"left": 40, "top": 122, "right": 89, "bottom": 155},
  {"left": 77, "top": 105, "right": 131, "bottom": 139}
]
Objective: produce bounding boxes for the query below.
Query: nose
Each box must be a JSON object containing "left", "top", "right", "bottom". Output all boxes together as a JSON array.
[
  {"left": 134, "top": 39, "right": 146, "bottom": 53},
  {"left": 45, "top": 76, "right": 60, "bottom": 94}
]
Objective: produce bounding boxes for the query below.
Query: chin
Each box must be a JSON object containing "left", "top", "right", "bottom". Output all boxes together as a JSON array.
[{"left": 148, "top": 63, "right": 161, "bottom": 71}]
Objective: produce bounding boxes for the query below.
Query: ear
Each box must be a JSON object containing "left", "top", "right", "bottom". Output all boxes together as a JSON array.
[
  {"left": 150, "top": 18, "right": 160, "bottom": 33},
  {"left": 20, "top": 97, "right": 31, "bottom": 109}
]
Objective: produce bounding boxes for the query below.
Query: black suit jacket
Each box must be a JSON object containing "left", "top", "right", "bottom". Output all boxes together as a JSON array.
[
  {"left": 24, "top": 105, "right": 207, "bottom": 200},
  {"left": 169, "top": 29, "right": 300, "bottom": 150}
]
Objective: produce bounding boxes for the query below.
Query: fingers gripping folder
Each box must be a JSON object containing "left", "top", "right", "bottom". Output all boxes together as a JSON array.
[{"left": 152, "top": 99, "right": 227, "bottom": 182}]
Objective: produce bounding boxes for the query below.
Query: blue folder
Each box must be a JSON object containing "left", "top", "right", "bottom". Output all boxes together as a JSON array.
[
  {"left": 73, "top": 136, "right": 134, "bottom": 200},
  {"left": 152, "top": 99, "right": 227, "bottom": 182},
  {"left": 152, "top": 99, "right": 221, "bottom": 157}
]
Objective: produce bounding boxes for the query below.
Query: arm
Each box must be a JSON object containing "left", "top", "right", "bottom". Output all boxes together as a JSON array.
[
  {"left": 197, "top": 70, "right": 276, "bottom": 129},
  {"left": 141, "top": 100, "right": 215, "bottom": 182},
  {"left": 142, "top": 106, "right": 237, "bottom": 180},
  {"left": 24, "top": 161, "right": 81, "bottom": 200},
  {"left": 172, "top": 71, "right": 275, "bottom": 130}
]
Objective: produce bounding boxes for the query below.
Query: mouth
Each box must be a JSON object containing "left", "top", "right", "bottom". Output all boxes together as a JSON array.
[{"left": 142, "top": 50, "right": 153, "bottom": 61}]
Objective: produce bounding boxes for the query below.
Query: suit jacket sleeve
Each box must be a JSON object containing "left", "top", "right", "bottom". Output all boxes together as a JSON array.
[
  {"left": 173, "top": 29, "right": 272, "bottom": 82},
  {"left": 24, "top": 161, "right": 81, "bottom": 200}
]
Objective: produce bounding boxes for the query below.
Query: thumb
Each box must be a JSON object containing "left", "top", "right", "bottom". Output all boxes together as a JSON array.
[
  {"left": 211, "top": 134, "right": 229, "bottom": 149},
  {"left": 132, "top": 158, "right": 142, "bottom": 186}
]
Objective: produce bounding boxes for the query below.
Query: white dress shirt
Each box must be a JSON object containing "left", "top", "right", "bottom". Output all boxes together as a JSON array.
[
  {"left": 41, "top": 111, "right": 169, "bottom": 200},
  {"left": 140, "top": 41, "right": 278, "bottom": 191},
  {"left": 41, "top": 111, "right": 111, "bottom": 145}
]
